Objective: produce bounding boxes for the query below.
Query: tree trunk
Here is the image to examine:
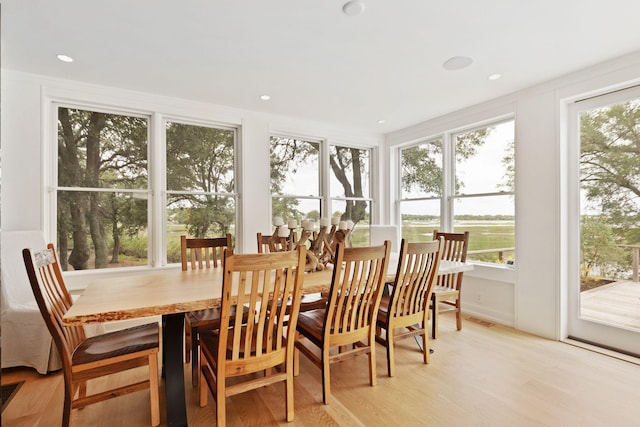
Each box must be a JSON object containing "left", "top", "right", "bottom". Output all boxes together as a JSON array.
[
  {"left": 67, "top": 193, "right": 90, "bottom": 270},
  {"left": 58, "top": 108, "right": 90, "bottom": 270},
  {"left": 57, "top": 200, "right": 69, "bottom": 271},
  {"left": 89, "top": 192, "right": 109, "bottom": 268},
  {"left": 86, "top": 113, "right": 109, "bottom": 268},
  {"left": 111, "top": 213, "right": 120, "bottom": 264}
]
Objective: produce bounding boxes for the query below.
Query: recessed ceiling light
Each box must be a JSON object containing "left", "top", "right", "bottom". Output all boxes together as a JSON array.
[
  {"left": 442, "top": 56, "right": 473, "bottom": 71},
  {"left": 343, "top": 1, "right": 365, "bottom": 16},
  {"left": 377, "top": 119, "right": 386, "bottom": 124},
  {"left": 488, "top": 73, "right": 502, "bottom": 81},
  {"left": 259, "top": 95, "right": 271, "bottom": 101},
  {"left": 56, "top": 54, "right": 74, "bottom": 63}
]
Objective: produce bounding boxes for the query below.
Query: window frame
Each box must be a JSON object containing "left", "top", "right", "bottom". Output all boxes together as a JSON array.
[
  {"left": 162, "top": 116, "right": 239, "bottom": 265},
  {"left": 269, "top": 133, "right": 324, "bottom": 221},
  {"left": 328, "top": 142, "right": 374, "bottom": 224},
  {"left": 269, "top": 134, "right": 375, "bottom": 237},
  {"left": 48, "top": 101, "right": 239, "bottom": 273},
  {"left": 397, "top": 116, "right": 516, "bottom": 266}
]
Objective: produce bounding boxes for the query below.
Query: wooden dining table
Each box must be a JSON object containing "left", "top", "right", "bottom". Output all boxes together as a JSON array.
[{"left": 62, "top": 258, "right": 472, "bottom": 427}]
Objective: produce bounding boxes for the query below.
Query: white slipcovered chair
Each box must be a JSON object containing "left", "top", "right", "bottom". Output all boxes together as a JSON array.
[
  {"left": 1, "top": 230, "right": 62, "bottom": 373},
  {"left": 370, "top": 225, "right": 400, "bottom": 268}
]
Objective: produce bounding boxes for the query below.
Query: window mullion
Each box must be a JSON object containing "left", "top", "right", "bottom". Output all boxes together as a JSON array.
[
  {"left": 150, "top": 112, "right": 165, "bottom": 267},
  {"left": 320, "top": 139, "right": 330, "bottom": 217},
  {"left": 442, "top": 132, "right": 454, "bottom": 232}
]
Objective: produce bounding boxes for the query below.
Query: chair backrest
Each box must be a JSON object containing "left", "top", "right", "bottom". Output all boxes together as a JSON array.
[
  {"left": 432, "top": 230, "right": 469, "bottom": 289},
  {"left": 217, "top": 245, "right": 307, "bottom": 369},
  {"left": 387, "top": 238, "right": 442, "bottom": 319},
  {"left": 256, "top": 232, "right": 289, "bottom": 253},
  {"left": 1, "top": 230, "right": 47, "bottom": 309},
  {"left": 22, "top": 244, "right": 86, "bottom": 372},
  {"left": 181, "top": 234, "right": 232, "bottom": 271},
  {"left": 324, "top": 241, "right": 390, "bottom": 342}
]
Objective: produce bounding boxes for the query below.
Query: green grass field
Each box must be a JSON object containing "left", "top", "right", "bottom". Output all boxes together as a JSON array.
[
  {"left": 348, "top": 219, "right": 515, "bottom": 264},
  {"left": 400, "top": 220, "right": 515, "bottom": 263},
  {"left": 97, "top": 218, "right": 516, "bottom": 269}
]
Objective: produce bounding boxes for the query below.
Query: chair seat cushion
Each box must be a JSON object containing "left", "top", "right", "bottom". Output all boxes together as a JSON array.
[
  {"left": 269, "top": 293, "right": 327, "bottom": 317},
  {"left": 72, "top": 323, "right": 159, "bottom": 366},
  {"left": 296, "top": 308, "right": 327, "bottom": 347},
  {"left": 376, "top": 295, "right": 390, "bottom": 323},
  {"left": 186, "top": 305, "right": 246, "bottom": 331}
]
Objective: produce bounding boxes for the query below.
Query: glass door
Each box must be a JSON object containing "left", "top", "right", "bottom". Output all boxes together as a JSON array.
[{"left": 567, "top": 85, "right": 640, "bottom": 356}]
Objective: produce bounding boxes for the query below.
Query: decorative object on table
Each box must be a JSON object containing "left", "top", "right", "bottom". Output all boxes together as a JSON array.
[
  {"left": 270, "top": 216, "right": 355, "bottom": 272},
  {"left": 307, "top": 217, "right": 354, "bottom": 269}
]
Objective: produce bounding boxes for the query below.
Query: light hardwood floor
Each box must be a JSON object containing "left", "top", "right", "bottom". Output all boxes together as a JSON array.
[{"left": 2, "top": 314, "right": 639, "bottom": 426}]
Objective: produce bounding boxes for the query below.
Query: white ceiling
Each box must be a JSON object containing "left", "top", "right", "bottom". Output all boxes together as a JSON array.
[{"left": 3, "top": 0, "right": 640, "bottom": 133}]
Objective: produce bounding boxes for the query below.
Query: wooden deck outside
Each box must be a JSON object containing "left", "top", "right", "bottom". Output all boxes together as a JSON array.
[{"left": 580, "top": 280, "right": 640, "bottom": 330}]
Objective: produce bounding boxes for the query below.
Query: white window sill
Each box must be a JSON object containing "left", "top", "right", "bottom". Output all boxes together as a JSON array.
[{"left": 466, "top": 262, "right": 516, "bottom": 283}]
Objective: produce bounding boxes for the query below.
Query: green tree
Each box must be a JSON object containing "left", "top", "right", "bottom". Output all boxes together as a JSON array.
[
  {"left": 580, "top": 216, "right": 623, "bottom": 280},
  {"left": 166, "top": 123, "right": 235, "bottom": 238},
  {"left": 400, "top": 140, "right": 443, "bottom": 196},
  {"left": 269, "top": 138, "right": 370, "bottom": 226},
  {"left": 270, "top": 138, "right": 319, "bottom": 221},
  {"left": 401, "top": 129, "right": 492, "bottom": 196},
  {"left": 329, "top": 146, "right": 369, "bottom": 225},
  {"left": 57, "top": 108, "right": 148, "bottom": 270},
  {"left": 580, "top": 101, "right": 640, "bottom": 243}
]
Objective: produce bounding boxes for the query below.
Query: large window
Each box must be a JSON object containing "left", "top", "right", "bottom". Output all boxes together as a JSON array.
[
  {"left": 399, "top": 119, "right": 515, "bottom": 265},
  {"left": 165, "top": 121, "right": 236, "bottom": 263},
  {"left": 269, "top": 136, "right": 321, "bottom": 222},
  {"left": 399, "top": 138, "right": 443, "bottom": 242},
  {"left": 270, "top": 136, "right": 373, "bottom": 246},
  {"left": 56, "top": 107, "right": 149, "bottom": 271},
  {"left": 55, "top": 105, "right": 237, "bottom": 270},
  {"left": 329, "top": 144, "right": 372, "bottom": 246},
  {"left": 452, "top": 121, "right": 515, "bottom": 263}
]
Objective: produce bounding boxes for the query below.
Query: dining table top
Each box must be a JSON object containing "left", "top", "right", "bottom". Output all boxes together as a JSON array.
[{"left": 62, "top": 257, "right": 473, "bottom": 326}]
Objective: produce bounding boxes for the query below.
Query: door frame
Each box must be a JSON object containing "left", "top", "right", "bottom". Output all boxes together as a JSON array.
[{"left": 565, "top": 85, "right": 640, "bottom": 355}]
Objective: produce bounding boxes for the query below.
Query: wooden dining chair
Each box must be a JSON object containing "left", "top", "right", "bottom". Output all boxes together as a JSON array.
[
  {"left": 198, "top": 245, "right": 307, "bottom": 426},
  {"left": 256, "top": 232, "right": 289, "bottom": 253},
  {"left": 22, "top": 244, "right": 160, "bottom": 427},
  {"left": 375, "top": 238, "right": 442, "bottom": 376},
  {"left": 431, "top": 230, "right": 470, "bottom": 338},
  {"left": 295, "top": 241, "right": 390, "bottom": 404},
  {"left": 181, "top": 234, "right": 230, "bottom": 270},
  {"left": 257, "top": 232, "right": 327, "bottom": 313},
  {"left": 182, "top": 234, "right": 234, "bottom": 387}
]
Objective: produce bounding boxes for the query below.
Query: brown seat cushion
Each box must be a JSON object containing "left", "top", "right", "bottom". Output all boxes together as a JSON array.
[
  {"left": 296, "top": 308, "right": 327, "bottom": 347},
  {"left": 186, "top": 305, "right": 247, "bottom": 331},
  {"left": 73, "top": 322, "right": 159, "bottom": 366}
]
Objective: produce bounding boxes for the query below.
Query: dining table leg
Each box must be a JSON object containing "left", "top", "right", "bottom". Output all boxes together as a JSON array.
[{"left": 162, "top": 313, "right": 188, "bottom": 427}]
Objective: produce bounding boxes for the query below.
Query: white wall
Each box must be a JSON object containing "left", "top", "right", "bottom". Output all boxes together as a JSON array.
[{"left": 385, "top": 50, "right": 640, "bottom": 340}]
